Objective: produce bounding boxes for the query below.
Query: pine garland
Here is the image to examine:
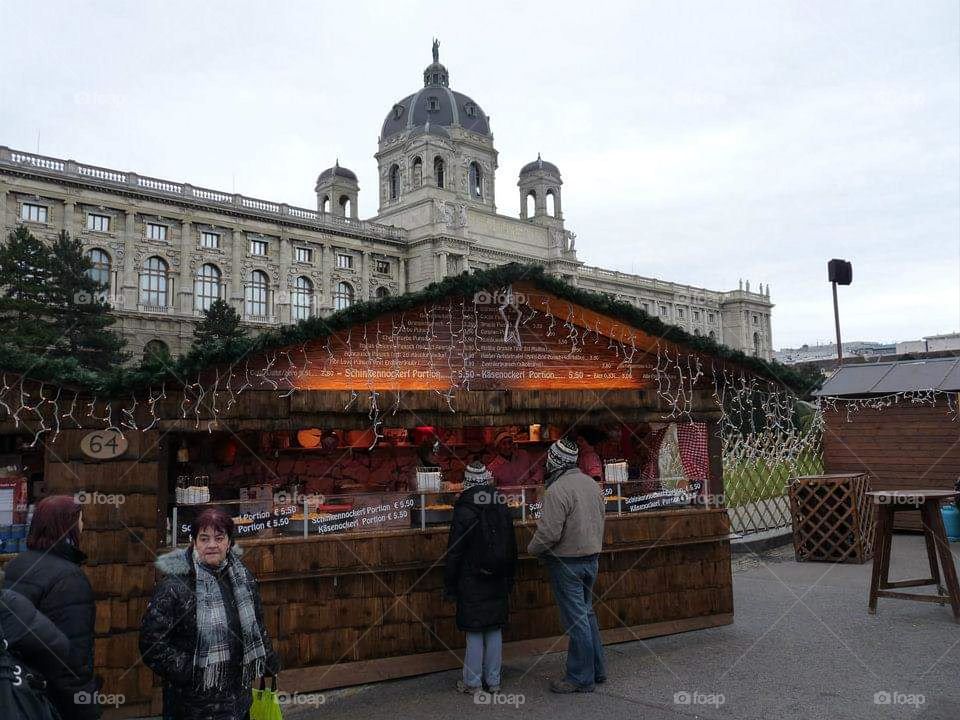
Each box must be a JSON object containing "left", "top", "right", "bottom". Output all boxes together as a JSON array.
[{"left": 0, "top": 263, "right": 812, "bottom": 396}]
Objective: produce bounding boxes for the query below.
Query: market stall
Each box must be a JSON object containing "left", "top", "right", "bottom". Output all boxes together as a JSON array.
[{"left": 0, "top": 266, "right": 803, "bottom": 717}]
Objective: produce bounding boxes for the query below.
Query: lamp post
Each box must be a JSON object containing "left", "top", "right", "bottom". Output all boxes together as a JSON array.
[{"left": 827, "top": 259, "right": 853, "bottom": 366}]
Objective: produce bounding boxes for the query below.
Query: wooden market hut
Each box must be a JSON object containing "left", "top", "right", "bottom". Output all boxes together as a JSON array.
[
  {"left": 817, "top": 357, "right": 960, "bottom": 530},
  {"left": 0, "top": 265, "right": 802, "bottom": 718}
]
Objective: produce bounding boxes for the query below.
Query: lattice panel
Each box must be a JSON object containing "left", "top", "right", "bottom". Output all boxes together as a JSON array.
[{"left": 789, "top": 474, "right": 875, "bottom": 564}]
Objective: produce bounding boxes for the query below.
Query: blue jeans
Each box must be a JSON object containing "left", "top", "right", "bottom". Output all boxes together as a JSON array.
[
  {"left": 547, "top": 555, "right": 606, "bottom": 688},
  {"left": 464, "top": 628, "right": 502, "bottom": 688}
]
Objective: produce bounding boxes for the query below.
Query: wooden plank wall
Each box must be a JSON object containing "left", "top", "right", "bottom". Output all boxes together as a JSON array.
[
  {"left": 239, "top": 510, "right": 733, "bottom": 682},
  {"left": 822, "top": 402, "right": 960, "bottom": 530},
  {"left": 41, "top": 429, "right": 166, "bottom": 718}
]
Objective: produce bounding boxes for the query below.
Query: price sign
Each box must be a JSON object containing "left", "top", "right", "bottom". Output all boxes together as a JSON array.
[{"left": 80, "top": 430, "right": 128, "bottom": 460}]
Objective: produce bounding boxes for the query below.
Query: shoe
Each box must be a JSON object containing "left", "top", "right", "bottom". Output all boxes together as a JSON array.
[
  {"left": 485, "top": 684, "right": 501, "bottom": 693},
  {"left": 456, "top": 680, "right": 481, "bottom": 694},
  {"left": 595, "top": 676, "right": 607, "bottom": 685},
  {"left": 550, "top": 679, "right": 595, "bottom": 694}
]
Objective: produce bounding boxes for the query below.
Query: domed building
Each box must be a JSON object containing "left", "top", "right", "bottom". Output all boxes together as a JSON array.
[{"left": 0, "top": 39, "right": 774, "bottom": 360}]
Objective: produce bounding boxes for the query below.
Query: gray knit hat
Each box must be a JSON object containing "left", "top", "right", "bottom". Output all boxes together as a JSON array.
[
  {"left": 545, "top": 437, "right": 579, "bottom": 475},
  {"left": 463, "top": 461, "right": 492, "bottom": 489}
]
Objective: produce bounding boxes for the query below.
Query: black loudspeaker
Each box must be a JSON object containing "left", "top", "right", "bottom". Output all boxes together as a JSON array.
[{"left": 828, "top": 259, "right": 853, "bottom": 285}]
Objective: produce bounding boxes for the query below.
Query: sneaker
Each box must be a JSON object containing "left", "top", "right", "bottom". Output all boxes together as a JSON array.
[
  {"left": 595, "top": 675, "right": 607, "bottom": 685},
  {"left": 550, "top": 679, "right": 594, "bottom": 694},
  {"left": 486, "top": 684, "right": 501, "bottom": 693},
  {"left": 456, "top": 680, "right": 481, "bottom": 694}
]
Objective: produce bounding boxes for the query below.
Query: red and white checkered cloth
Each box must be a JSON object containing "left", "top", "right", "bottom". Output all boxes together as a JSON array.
[{"left": 640, "top": 422, "right": 709, "bottom": 485}]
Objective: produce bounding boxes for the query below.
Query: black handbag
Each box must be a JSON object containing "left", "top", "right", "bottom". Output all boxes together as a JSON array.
[{"left": 0, "top": 637, "right": 61, "bottom": 720}]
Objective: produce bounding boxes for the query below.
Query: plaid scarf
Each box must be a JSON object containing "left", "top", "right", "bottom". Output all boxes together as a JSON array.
[{"left": 192, "top": 549, "right": 266, "bottom": 690}]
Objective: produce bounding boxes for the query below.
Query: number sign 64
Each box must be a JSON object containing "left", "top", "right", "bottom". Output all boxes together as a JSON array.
[{"left": 80, "top": 430, "right": 128, "bottom": 460}]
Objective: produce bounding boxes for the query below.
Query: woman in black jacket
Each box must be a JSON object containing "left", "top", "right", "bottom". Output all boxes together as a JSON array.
[
  {"left": 140, "top": 508, "right": 279, "bottom": 720},
  {"left": 0, "top": 581, "right": 75, "bottom": 716},
  {"left": 2, "top": 495, "right": 99, "bottom": 720},
  {"left": 444, "top": 461, "right": 518, "bottom": 694}
]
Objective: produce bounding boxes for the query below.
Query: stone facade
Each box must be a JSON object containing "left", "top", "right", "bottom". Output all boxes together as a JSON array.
[{"left": 0, "top": 45, "right": 773, "bottom": 362}]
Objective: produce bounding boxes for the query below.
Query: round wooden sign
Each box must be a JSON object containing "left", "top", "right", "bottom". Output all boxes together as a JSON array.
[{"left": 80, "top": 430, "right": 129, "bottom": 460}]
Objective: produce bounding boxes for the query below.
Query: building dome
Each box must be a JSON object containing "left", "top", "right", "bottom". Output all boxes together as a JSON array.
[
  {"left": 317, "top": 160, "right": 357, "bottom": 183},
  {"left": 520, "top": 154, "right": 560, "bottom": 177},
  {"left": 381, "top": 41, "right": 491, "bottom": 141}
]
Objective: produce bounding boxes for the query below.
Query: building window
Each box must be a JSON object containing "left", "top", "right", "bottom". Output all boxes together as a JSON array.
[
  {"left": 709, "top": 330, "right": 716, "bottom": 341},
  {"left": 334, "top": 281, "right": 354, "bottom": 310},
  {"left": 660, "top": 306, "right": 668, "bottom": 317},
  {"left": 295, "top": 247, "right": 313, "bottom": 264},
  {"left": 147, "top": 223, "right": 167, "bottom": 241},
  {"left": 143, "top": 339, "right": 170, "bottom": 363},
  {"left": 427, "top": 96, "right": 440, "bottom": 112},
  {"left": 139, "top": 256, "right": 169, "bottom": 307},
  {"left": 375, "top": 286, "right": 390, "bottom": 299},
  {"left": 292, "top": 276, "right": 314, "bottom": 320},
  {"left": 753, "top": 332, "right": 761, "bottom": 355},
  {"left": 468, "top": 162, "right": 482, "bottom": 200},
  {"left": 375, "top": 259, "right": 391, "bottom": 274},
  {"left": 249, "top": 239, "right": 268, "bottom": 256},
  {"left": 694, "top": 328, "right": 701, "bottom": 336},
  {"left": 245, "top": 270, "right": 270, "bottom": 318},
  {"left": 87, "top": 214, "right": 110, "bottom": 232},
  {"left": 412, "top": 157, "right": 423, "bottom": 188},
  {"left": 337, "top": 253, "right": 353, "bottom": 270},
  {"left": 194, "top": 263, "right": 221, "bottom": 312},
  {"left": 708, "top": 312, "right": 715, "bottom": 323},
  {"left": 693, "top": 310, "right": 700, "bottom": 321},
  {"left": 434, "top": 156, "right": 445, "bottom": 189},
  {"left": 641, "top": 302, "right": 649, "bottom": 313},
  {"left": 752, "top": 314, "right": 759, "bottom": 325},
  {"left": 201, "top": 231, "right": 220, "bottom": 249},
  {"left": 677, "top": 308, "right": 685, "bottom": 320},
  {"left": 464, "top": 102, "right": 477, "bottom": 117},
  {"left": 85, "top": 248, "right": 111, "bottom": 294},
  {"left": 389, "top": 164, "right": 400, "bottom": 200},
  {"left": 20, "top": 203, "right": 48, "bottom": 223}
]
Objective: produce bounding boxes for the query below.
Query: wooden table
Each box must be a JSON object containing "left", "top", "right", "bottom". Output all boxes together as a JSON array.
[{"left": 867, "top": 490, "right": 960, "bottom": 621}]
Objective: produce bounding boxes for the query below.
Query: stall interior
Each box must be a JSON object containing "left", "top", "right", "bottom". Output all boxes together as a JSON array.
[
  {"left": 167, "top": 421, "right": 712, "bottom": 546},
  {"left": 0, "top": 433, "right": 43, "bottom": 555}
]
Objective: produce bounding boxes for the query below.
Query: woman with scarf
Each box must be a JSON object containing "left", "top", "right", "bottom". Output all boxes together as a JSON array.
[
  {"left": 444, "top": 461, "right": 517, "bottom": 694},
  {"left": 140, "top": 508, "right": 279, "bottom": 720}
]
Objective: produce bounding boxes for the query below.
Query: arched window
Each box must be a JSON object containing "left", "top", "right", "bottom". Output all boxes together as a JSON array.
[
  {"left": 411, "top": 157, "right": 423, "bottom": 188},
  {"left": 321, "top": 195, "right": 331, "bottom": 213},
  {"left": 694, "top": 328, "right": 701, "bottom": 336},
  {"left": 339, "top": 195, "right": 351, "bottom": 216},
  {"left": 709, "top": 330, "right": 716, "bottom": 341},
  {"left": 292, "top": 276, "right": 314, "bottom": 320},
  {"left": 333, "top": 281, "right": 354, "bottom": 310},
  {"left": 143, "top": 339, "right": 169, "bottom": 364},
  {"left": 85, "top": 248, "right": 111, "bottom": 293},
  {"left": 546, "top": 190, "right": 557, "bottom": 217},
  {"left": 434, "top": 156, "right": 445, "bottom": 189},
  {"left": 245, "top": 270, "right": 270, "bottom": 318},
  {"left": 139, "top": 256, "right": 168, "bottom": 308},
  {"left": 375, "top": 286, "right": 390, "bottom": 299},
  {"left": 194, "top": 263, "right": 221, "bottom": 312},
  {"left": 468, "top": 162, "right": 482, "bottom": 199},
  {"left": 389, "top": 164, "right": 400, "bottom": 200},
  {"left": 525, "top": 190, "right": 536, "bottom": 218},
  {"left": 753, "top": 332, "right": 761, "bottom": 356}
]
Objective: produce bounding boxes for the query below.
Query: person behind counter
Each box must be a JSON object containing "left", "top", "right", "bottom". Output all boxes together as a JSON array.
[
  {"left": 488, "top": 432, "right": 543, "bottom": 488},
  {"left": 139, "top": 508, "right": 280, "bottom": 720},
  {"left": 527, "top": 438, "right": 607, "bottom": 694},
  {"left": 443, "top": 461, "right": 518, "bottom": 695}
]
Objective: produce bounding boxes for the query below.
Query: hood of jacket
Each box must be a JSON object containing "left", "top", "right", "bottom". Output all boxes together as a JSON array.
[{"left": 155, "top": 545, "right": 244, "bottom": 576}]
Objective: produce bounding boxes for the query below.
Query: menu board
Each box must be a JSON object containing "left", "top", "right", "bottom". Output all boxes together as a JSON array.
[{"left": 285, "top": 293, "right": 659, "bottom": 391}]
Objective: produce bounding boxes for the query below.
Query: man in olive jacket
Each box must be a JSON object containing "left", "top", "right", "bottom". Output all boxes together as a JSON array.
[{"left": 527, "top": 437, "right": 606, "bottom": 693}]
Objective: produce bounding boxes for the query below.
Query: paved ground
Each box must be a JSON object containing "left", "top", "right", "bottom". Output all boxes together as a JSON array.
[{"left": 280, "top": 535, "right": 959, "bottom": 720}]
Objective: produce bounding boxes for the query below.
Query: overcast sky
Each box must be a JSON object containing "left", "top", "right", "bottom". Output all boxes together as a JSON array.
[{"left": 1, "top": 0, "right": 957, "bottom": 349}]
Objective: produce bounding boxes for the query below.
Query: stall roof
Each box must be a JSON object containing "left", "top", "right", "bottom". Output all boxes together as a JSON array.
[{"left": 815, "top": 357, "right": 960, "bottom": 397}]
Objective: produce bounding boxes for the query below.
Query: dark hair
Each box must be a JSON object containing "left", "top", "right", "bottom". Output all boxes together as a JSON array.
[
  {"left": 190, "top": 508, "right": 235, "bottom": 543},
  {"left": 27, "top": 495, "right": 82, "bottom": 551}
]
